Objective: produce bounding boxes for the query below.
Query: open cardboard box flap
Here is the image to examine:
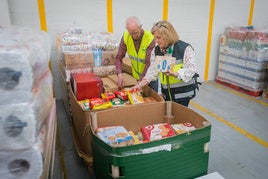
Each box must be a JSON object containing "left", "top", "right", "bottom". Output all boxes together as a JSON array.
[{"left": 90, "top": 101, "right": 210, "bottom": 136}]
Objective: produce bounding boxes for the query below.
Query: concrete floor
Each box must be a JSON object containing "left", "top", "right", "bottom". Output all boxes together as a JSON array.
[{"left": 54, "top": 81, "right": 268, "bottom": 179}]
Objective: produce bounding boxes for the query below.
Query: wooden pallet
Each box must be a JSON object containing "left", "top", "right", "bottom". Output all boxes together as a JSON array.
[
  {"left": 262, "top": 88, "right": 268, "bottom": 100},
  {"left": 215, "top": 78, "right": 263, "bottom": 97}
]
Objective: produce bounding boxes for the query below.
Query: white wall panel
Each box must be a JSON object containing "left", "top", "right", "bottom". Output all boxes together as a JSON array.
[
  {"left": 252, "top": 0, "right": 268, "bottom": 28},
  {"left": 113, "top": 0, "right": 163, "bottom": 41},
  {"left": 169, "top": 0, "right": 210, "bottom": 80},
  {"left": 0, "top": 0, "right": 11, "bottom": 26},
  {"left": 8, "top": 0, "right": 39, "bottom": 28}
]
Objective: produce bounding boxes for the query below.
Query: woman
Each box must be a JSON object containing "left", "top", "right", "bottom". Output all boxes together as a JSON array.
[{"left": 133, "top": 20, "right": 199, "bottom": 107}]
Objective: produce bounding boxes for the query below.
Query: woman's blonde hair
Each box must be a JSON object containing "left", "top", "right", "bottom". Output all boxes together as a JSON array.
[{"left": 151, "top": 20, "right": 179, "bottom": 45}]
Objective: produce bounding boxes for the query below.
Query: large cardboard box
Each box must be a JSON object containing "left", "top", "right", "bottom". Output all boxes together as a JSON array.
[
  {"left": 63, "top": 50, "right": 117, "bottom": 69},
  {"left": 101, "top": 77, "right": 118, "bottom": 92},
  {"left": 90, "top": 102, "right": 211, "bottom": 179},
  {"left": 102, "top": 50, "right": 118, "bottom": 66},
  {"left": 69, "top": 85, "right": 164, "bottom": 163},
  {"left": 108, "top": 73, "right": 137, "bottom": 87},
  {"left": 122, "top": 57, "right": 132, "bottom": 75},
  {"left": 63, "top": 52, "right": 94, "bottom": 69}
]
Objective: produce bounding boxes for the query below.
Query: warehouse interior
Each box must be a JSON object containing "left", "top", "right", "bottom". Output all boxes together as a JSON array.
[{"left": 1, "top": 0, "right": 268, "bottom": 179}]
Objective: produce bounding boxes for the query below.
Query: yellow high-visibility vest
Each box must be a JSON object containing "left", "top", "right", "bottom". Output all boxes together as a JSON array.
[{"left": 123, "top": 30, "right": 154, "bottom": 80}]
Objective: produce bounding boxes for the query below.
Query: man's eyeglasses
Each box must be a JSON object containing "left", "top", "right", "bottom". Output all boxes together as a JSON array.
[
  {"left": 128, "top": 25, "right": 142, "bottom": 36},
  {"left": 129, "top": 30, "right": 140, "bottom": 36}
]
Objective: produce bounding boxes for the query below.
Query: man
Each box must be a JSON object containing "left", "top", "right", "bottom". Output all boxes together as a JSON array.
[{"left": 115, "top": 16, "right": 158, "bottom": 92}]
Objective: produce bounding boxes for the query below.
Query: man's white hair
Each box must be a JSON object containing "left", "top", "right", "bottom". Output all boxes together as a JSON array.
[{"left": 126, "top": 16, "right": 141, "bottom": 27}]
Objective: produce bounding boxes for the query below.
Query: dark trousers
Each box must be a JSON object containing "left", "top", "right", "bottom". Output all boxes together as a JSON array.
[
  {"left": 161, "top": 87, "right": 191, "bottom": 107},
  {"left": 148, "top": 79, "right": 159, "bottom": 93},
  {"left": 173, "top": 98, "right": 190, "bottom": 107}
]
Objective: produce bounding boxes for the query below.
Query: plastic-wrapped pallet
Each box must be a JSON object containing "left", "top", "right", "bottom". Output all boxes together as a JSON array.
[
  {"left": 216, "top": 26, "right": 268, "bottom": 95},
  {"left": 0, "top": 26, "right": 55, "bottom": 178},
  {"left": 0, "top": 100, "right": 57, "bottom": 179},
  {"left": 0, "top": 144, "right": 43, "bottom": 179},
  {"left": 0, "top": 26, "right": 51, "bottom": 104}
]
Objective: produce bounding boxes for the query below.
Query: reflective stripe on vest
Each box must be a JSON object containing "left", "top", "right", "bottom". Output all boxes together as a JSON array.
[
  {"left": 175, "top": 88, "right": 195, "bottom": 99},
  {"left": 161, "top": 78, "right": 194, "bottom": 89},
  {"left": 123, "top": 30, "right": 154, "bottom": 80}
]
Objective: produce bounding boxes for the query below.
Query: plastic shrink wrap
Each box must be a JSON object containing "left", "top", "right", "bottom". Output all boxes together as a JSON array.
[
  {"left": 0, "top": 26, "right": 55, "bottom": 179},
  {"left": 217, "top": 26, "right": 268, "bottom": 93}
]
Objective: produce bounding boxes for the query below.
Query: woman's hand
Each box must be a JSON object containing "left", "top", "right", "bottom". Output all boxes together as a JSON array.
[
  {"left": 131, "top": 79, "right": 148, "bottom": 91},
  {"left": 131, "top": 84, "right": 141, "bottom": 91},
  {"left": 163, "top": 70, "right": 178, "bottom": 77}
]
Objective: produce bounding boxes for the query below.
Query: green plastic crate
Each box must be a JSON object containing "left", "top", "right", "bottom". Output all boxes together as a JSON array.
[{"left": 90, "top": 102, "right": 211, "bottom": 179}]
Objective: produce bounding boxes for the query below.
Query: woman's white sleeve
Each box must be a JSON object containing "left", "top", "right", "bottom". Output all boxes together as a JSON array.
[
  {"left": 144, "top": 48, "right": 159, "bottom": 82},
  {"left": 177, "top": 46, "right": 197, "bottom": 82}
]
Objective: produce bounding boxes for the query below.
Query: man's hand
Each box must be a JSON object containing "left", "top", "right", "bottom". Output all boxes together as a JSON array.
[{"left": 117, "top": 73, "right": 124, "bottom": 88}]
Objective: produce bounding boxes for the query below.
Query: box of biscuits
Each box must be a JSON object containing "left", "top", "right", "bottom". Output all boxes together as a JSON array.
[{"left": 95, "top": 126, "right": 134, "bottom": 147}]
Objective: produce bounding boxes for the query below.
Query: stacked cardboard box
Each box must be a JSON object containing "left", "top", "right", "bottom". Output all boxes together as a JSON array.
[{"left": 56, "top": 29, "right": 119, "bottom": 114}]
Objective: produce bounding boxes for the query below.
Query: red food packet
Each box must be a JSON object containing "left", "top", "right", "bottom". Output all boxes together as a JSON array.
[
  {"left": 141, "top": 123, "right": 175, "bottom": 142},
  {"left": 101, "top": 91, "right": 116, "bottom": 101},
  {"left": 114, "top": 89, "right": 128, "bottom": 100},
  {"left": 89, "top": 97, "right": 105, "bottom": 109}
]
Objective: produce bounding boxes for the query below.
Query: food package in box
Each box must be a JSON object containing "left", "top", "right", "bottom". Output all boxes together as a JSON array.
[
  {"left": 93, "top": 65, "right": 116, "bottom": 77},
  {"left": 96, "top": 126, "right": 134, "bottom": 147},
  {"left": 128, "top": 131, "right": 140, "bottom": 144},
  {"left": 89, "top": 98, "right": 112, "bottom": 110},
  {"left": 128, "top": 90, "right": 144, "bottom": 104},
  {"left": 110, "top": 98, "right": 125, "bottom": 107},
  {"left": 71, "top": 72, "right": 103, "bottom": 100},
  {"left": 101, "top": 91, "right": 116, "bottom": 101},
  {"left": 171, "top": 122, "right": 196, "bottom": 134},
  {"left": 141, "top": 123, "right": 176, "bottom": 142},
  {"left": 78, "top": 99, "right": 90, "bottom": 111},
  {"left": 114, "top": 89, "right": 128, "bottom": 100}
]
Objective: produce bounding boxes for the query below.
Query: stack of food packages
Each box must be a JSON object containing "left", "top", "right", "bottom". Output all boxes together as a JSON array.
[
  {"left": 0, "top": 26, "right": 55, "bottom": 178},
  {"left": 78, "top": 88, "right": 145, "bottom": 111},
  {"left": 56, "top": 27, "right": 119, "bottom": 82},
  {"left": 95, "top": 122, "right": 197, "bottom": 147},
  {"left": 217, "top": 25, "right": 268, "bottom": 93}
]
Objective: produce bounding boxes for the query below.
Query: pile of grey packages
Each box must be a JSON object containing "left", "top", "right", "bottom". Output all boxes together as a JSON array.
[{"left": 0, "top": 26, "right": 54, "bottom": 178}]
